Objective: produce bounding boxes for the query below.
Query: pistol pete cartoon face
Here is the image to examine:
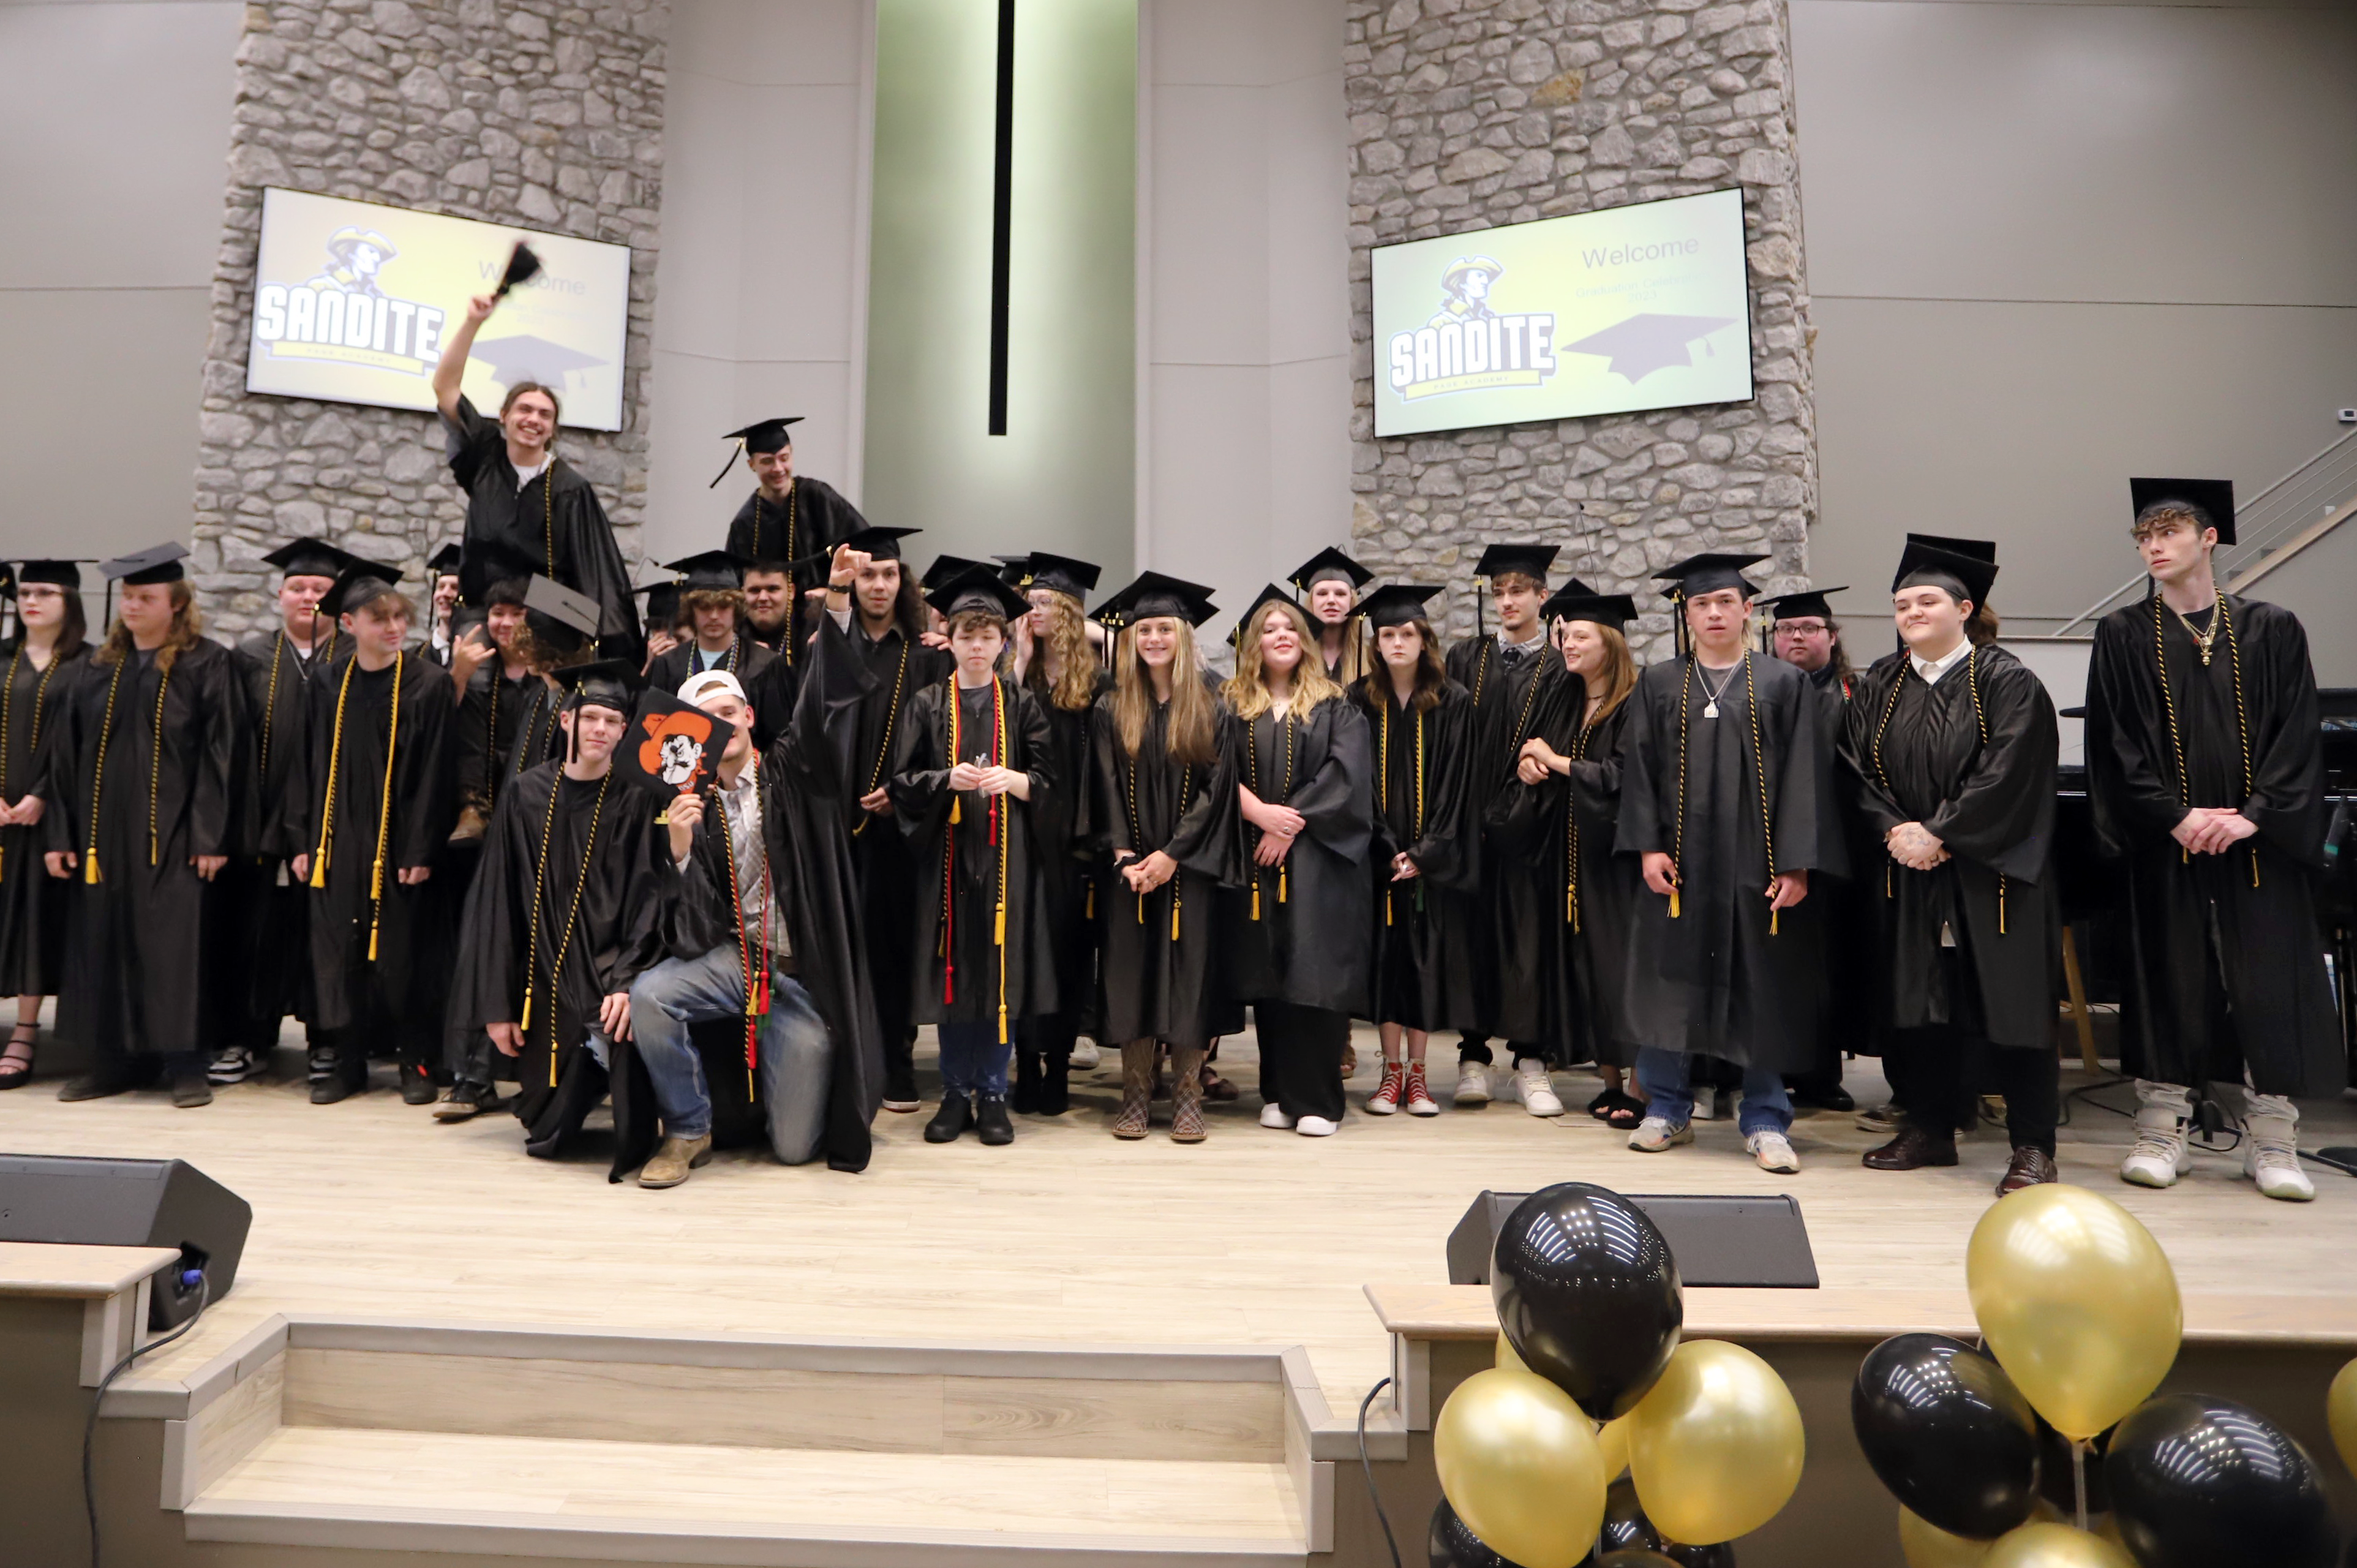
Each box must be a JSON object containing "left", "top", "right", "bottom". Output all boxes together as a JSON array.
[{"left": 638, "top": 709, "right": 715, "bottom": 794}]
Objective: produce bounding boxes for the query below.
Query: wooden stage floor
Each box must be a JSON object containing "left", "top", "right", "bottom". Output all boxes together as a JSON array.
[{"left": 2, "top": 1028, "right": 2350, "bottom": 1417}]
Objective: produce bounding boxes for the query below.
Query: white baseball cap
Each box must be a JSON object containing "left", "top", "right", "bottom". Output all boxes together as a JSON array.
[{"left": 678, "top": 670, "right": 748, "bottom": 706}]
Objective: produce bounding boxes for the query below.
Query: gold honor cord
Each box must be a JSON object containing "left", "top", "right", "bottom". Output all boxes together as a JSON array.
[
  {"left": 366, "top": 654, "right": 404, "bottom": 962},
  {"left": 258, "top": 633, "right": 285, "bottom": 807},
  {"left": 1743, "top": 651, "right": 1777, "bottom": 935},
  {"left": 84, "top": 659, "right": 127, "bottom": 884},
  {"left": 146, "top": 663, "right": 172, "bottom": 867},
  {"left": 522, "top": 769, "right": 612, "bottom": 1085},
  {"left": 1171, "top": 765, "right": 1190, "bottom": 942},
  {"left": 715, "top": 772, "right": 772, "bottom": 1098},
  {"left": 0, "top": 644, "right": 18, "bottom": 881},
  {"left": 1868, "top": 652, "right": 2004, "bottom": 930},
  {"left": 1565, "top": 713, "right": 1596, "bottom": 933},
  {"left": 852, "top": 641, "right": 910, "bottom": 837},
  {"left": 2151, "top": 595, "right": 2260, "bottom": 889},
  {"left": 1671, "top": 652, "right": 1778, "bottom": 930},
  {"left": 310, "top": 658, "right": 357, "bottom": 888}
]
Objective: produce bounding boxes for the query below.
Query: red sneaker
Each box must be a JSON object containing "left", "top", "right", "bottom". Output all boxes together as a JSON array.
[
  {"left": 1366, "top": 1062, "right": 1405, "bottom": 1115},
  {"left": 1403, "top": 1063, "right": 1440, "bottom": 1116}
]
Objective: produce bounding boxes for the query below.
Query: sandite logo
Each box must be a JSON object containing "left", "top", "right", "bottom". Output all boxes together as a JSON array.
[
  {"left": 251, "top": 226, "right": 450, "bottom": 376},
  {"left": 1387, "top": 256, "right": 1559, "bottom": 402}
]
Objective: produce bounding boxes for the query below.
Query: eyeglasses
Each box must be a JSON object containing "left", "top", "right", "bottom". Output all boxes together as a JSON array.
[{"left": 1776, "top": 619, "right": 1830, "bottom": 636}]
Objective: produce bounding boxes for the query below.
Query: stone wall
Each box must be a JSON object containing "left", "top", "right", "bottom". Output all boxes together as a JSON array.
[
  {"left": 1344, "top": 0, "right": 1815, "bottom": 658},
  {"left": 190, "top": 0, "right": 669, "bottom": 638}
]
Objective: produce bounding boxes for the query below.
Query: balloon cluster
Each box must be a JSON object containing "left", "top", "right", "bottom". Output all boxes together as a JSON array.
[
  {"left": 1429, "top": 1183, "right": 1805, "bottom": 1568},
  {"left": 1852, "top": 1183, "right": 2343, "bottom": 1568}
]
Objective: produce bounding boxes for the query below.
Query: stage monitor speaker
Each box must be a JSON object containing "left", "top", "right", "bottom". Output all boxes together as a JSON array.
[
  {"left": 1447, "top": 1191, "right": 1819, "bottom": 1289},
  {"left": 0, "top": 1154, "right": 250, "bottom": 1329}
]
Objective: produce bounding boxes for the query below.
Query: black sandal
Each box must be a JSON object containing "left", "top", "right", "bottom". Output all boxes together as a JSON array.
[
  {"left": 0, "top": 1025, "right": 37, "bottom": 1090},
  {"left": 1587, "top": 1088, "right": 1645, "bottom": 1129}
]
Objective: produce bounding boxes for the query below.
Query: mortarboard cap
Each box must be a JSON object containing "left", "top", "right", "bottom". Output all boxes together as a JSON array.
[
  {"left": 1473, "top": 542, "right": 1558, "bottom": 584},
  {"left": 263, "top": 536, "right": 366, "bottom": 582},
  {"left": 1014, "top": 551, "right": 1101, "bottom": 600},
  {"left": 841, "top": 526, "right": 921, "bottom": 562},
  {"left": 1231, "top": 584, "right": 1307, "bottom": 647},
  {"left": 524, "top": 574, "right": 601, "bottom": 646},
  {"left": 553, "top": 656, "right": 641, "bottom": 715},
  {"left": 1904, "top": 533, "right": 1996, "bottom": 565},
  {"left": 993, "top": 554, "right": 1032, "bottom": 586},
  {"left": 1759, "top": 586, "right": 1847, "bottom": 622},
  {"left": 1892, "top": 539, "right": 1999, "bottom": 607},
  {"left": 661, "top": 549, "right": 751, "bottom": 592},
  {"left": 1290, "top": 547, "right": 1375, "bottom": 593},
  {"left": 1092, "top": 571, "right": 1218, "bottom": 630},
  {"left": 427, "top": 542, "right": 464, "bottom": 576},
  {"left": 318, "top": 560, "right": 405, "bottom": 620},
  {"left": 491, "top": 240, "right": 543, "bottom": 301},
  {"left": 1653, "top": 551, "right": 1767, "bottom": 601},
  {"left": 632, "top": 578, "right": 682, "bottom": 628},
  {"left": 2129, "top": 477, "right": 2236, "bottom": 548},
  {"left": 1356, "top": 582, "right": 1442, "bottom": 630},
  {"left": 100, "top": 542, "right": 190, "bottom": 586},
  {"left": 922, "top": 554, "right": 987, "bottom": 592},
  {"left": 710, "top": 417, "right": 806, "bottom": 487},
  {"left": 1542, "top": 589, "right": 1639, "bottom": 632},
  {"left": 17, "top": 560, "right": 86, "bottom": 592},
  {"left": 926, "top": 565, "right": 1031, "bottom": 622}
]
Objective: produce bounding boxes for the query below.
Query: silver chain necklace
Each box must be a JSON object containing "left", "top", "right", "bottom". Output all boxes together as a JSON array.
[{"left": 1696, "top": 656, "right": 1741, "bottom": 720}]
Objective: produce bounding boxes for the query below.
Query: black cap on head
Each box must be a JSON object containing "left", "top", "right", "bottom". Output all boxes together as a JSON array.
[
  {"left": 841, "top": 526, "right": 920, "bottom": 562},
  {"left": 318, "top": 561, "right": 405, "bottom": 620},
  {"left": 1232, "top": 584, "right": 1307, "bottom": 647},
  {"left": 1474, "top": 542, "right": 1558, "bottom": 584},
  {"left": 1356, "top": 582, "right": 1442, "bottom": 630},
  {"left": 1542, "top": 589, "right": 1639, "bottom": 632},
  {"left": 925, "top": 564, "right": 1031, "bottom": 622},
  {"left": 100, "top": 542, "right": 189, "bottom": 586},
  {"left": 1015, "top": 551, "right": 1100, "bottom": 600},
  {"left": 1092, "top": 571, "right": 1217, "bottom": 630},
  {"left": 2129, "top": 477, "right": 2236, "bottom": 548},
  {"left": 661, "top": 550, "right": 751, "bottom": 592},
  {"left": 1759, "top": 586, "right": 1846, "bottom": 622},
  {"left": 427, "top": 542, "right": 463, "bottom": 576},
  {"left": 632, "top": 578, "right": 682, "bottom": 629},
  {"left": 1291, "top": 547, "right": 1375, "bottom": 593},
  {"left": 1892, "top": 540, "right": 1998, "bottom": 608},
  {"left": 18, "top": 560, "right": 85, "bottom": 592},
  {"left": 724, "top": 417, "right": 802, "bottom": 454},
  {"left": 524, "top": 574, "right": 601, "bottom": 645},
  {"left": 1653, "top": 551, "right": 1767, "bottom": 601},
  {"left": 922, "top": 554, "right": 987, "bottom": 592},
  {"left": 993, "top": 553, "right": 1031, "bottom": 585},
  {"left": 263, "top": 536, "right": 366, "bottom": 582},
  {"left": 1905, "top": 533, "right": 1996, "bottom": 565},
  {"left": 553, "top": 657, "right": 641, "bottom": 715}
]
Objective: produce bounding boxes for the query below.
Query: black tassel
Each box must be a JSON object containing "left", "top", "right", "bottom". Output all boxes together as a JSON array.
[
  {"left": 492, "top": 241, "right": 543, "bottom": 301},
  {"left": 708, "top": 440, "right": 745, "bottom": 489}
]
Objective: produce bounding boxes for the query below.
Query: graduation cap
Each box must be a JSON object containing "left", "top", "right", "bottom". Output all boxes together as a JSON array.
[
  {"left": 1017, "top": 551, "right": 1100, "bottom": 600},
  {"left": 523, "top": 574, "right": 600, "bottom": 649},
  {"left": 1473, "top": 542, "right": 1557, "bottom": 584},
  {"left": 1904, "top": 532, "right": 1997, "bottom": 564},
  {"left": 469, "top": 336, "right": 604, "bottom": 394},
  {"left": 263, "top": 536, "right": 366, "bottom": 582},
  {"left": 925, "top": 564, "right": 1031, "bottom": 622},
  {"left": 426, "top": 542, "right": 463, "bottom": 577},
  {"left": 620, "top": 686, "right": 726, "bottom": 813},
  {"left": 842, "top": 526, "right": 920, "bottom": 562},
  {"left": 922, "top": 554, "right": 988, "bottom": 593},
  {"left": 1653, "top": 551, "right": 1767, "bottom": 601},
  {"left": 1892, "top": 538, "right": 1999, "bottom": 607},
  {"left": 2129, "top": 477, "right": 2236, "bottom": 547},
  {"left": 1759, "top": 586, "right": 1847, "bottom": 622},
  {"left": 16, "top": 559, "right": 85, "bottom": 592},
  {"left": 552, "top": 656, "right": 640, "bottom": 715},
  {"left": 632, "top": 578, "right": 682, "bottom": 629},
  {"left": 994, "top": 553, "right": 1031, "bottom": 586},
  {"left": 661, "top": 549, "right": 751, "bottom": 592},
  {"left": 1563, "top": 312, "right": 1740, "bottom": 384},
  {"left": 709, "top": 417, "right": 805, "bottom": 487},
  {"left": 100, "top": 542, "right": 189, "bottom": 586},
  {"left": 1356, "top": 582, "right": 1442, "bottom": 630},
  {"left": 1290, "top": 547, "right": 1375, "bottom": 594},
  {"left": 1230, "top": 584, "right": 1307, "bottom": 647},
  {"left": 1542, "top": 589, "right": 1639, "bottom": 632},
  {"left": 318, "top": 560, "right": 405, "bottom": 620},
  {"left": 489, "top": 239, "right": 543, "bottom": 301},
  {"left": 1091, "top": 571, "right": 1218, "bottom": 630}
]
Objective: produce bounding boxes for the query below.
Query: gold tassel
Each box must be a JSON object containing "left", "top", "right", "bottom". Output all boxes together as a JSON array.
[
  {"left": 1251, "top": 880, "right": 1260, "bottom": 921},
  {"left": 995, "top": 900, "right": 1007, "bottom": 944},
  {"left": 2250, "top": 851, "right": 2260, "bottom": 889},
  {"left": 1170, "top": 900, "right": 1180, "bottom": 941},
  {"left": 1278, "top": 862, "right": 1287, "bottom": 904},
  {"left": 1770, "top": 908, "right": 1779, "bottom": 936},
  {"left": 950, "top": 797, "right": 961, "bottom": 825},
  {"left": 309, "top": 844, "right": 330, "bottom": 887},
  {"left": 1384, "top": 887, "right": 1393, "bottom": 927},
  {"left": 1135, "top": 893, "right": 1144, "bottom": 925},
  {"left": 1085, "top": 881, "right": 1094, "bottom": 919},
  {"left": 1669, "top": 887, "right": 1679, "bottom": 919},
  {"left": 520, "top": 988, "right": 533, "bottom": 1032},
  {"left": 83, "top": 851, "right": 99, "bottom": 886},
  {"left": 368, "top": 919, "right": 380, "bottom": 962}
]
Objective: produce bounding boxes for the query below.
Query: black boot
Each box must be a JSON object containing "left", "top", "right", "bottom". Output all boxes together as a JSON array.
[
  {"left": 398, "top": 1058, "right": 438, "bottom": 1105},
  {"left": 974, "top": 1094, "right": 1015, "bottom": 1146},
  {"left": 169, "top": 1053, "right": 213, "bottom": 1109},
  {"left": 1010, "top": 1048, "right": 1041, "bottom": 1114},
  {"left": 310, "top": 1044, "right": 365, "bottom": 1105},
  {"left": 924, "top": 1092, "right": 974, "bottom": 1143},
  {"left": 1037, "top": 1047, "right": 1070, "bottom": 1116}
]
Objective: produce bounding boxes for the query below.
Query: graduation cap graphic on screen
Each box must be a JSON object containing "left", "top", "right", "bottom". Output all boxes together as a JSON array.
[
  {"left": 620, "top": 687, "right": 725, "bottom": 822},
  {"left": 1563, "top": 313, "right": 1738, "bottom": 383},
  {"left": 470, "top": 335, "right": 607, "bottom": 396}
]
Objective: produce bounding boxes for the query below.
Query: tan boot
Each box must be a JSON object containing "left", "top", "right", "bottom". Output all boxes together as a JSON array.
[
  {"left": 1112, "top": 1043, "right": 1154, "bottom": 1139},
  {"left": 1170, "top": 1047, "right": 1208, "bottom": 1144},
  {"left": 637, "top": 1133, "right": 713, "bottom": 1188}
]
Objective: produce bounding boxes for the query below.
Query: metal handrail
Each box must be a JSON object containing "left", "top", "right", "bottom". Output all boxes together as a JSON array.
[{"left": 2053, "top": 426, "right": 2357, "bottom": 636}]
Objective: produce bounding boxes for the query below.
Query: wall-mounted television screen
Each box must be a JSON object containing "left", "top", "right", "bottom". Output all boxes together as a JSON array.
[
  {"left": 244, "top": 188, "right": 632, "bottom": 431},
  {"left": 1370, "top": 187, "right": 1753, "bottom": 439}
]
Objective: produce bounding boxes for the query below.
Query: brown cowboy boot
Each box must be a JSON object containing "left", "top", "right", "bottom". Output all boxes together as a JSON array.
[
  {"left": 1170, "top": 1047, "right": 1208, "bottom": 1144},
  {"left": 1112, "top": 1042, "right": 1154, "bottom": 1139}
]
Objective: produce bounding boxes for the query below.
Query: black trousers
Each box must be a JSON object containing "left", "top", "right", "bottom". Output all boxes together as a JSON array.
[
  {"left": 1886, "top": 1026, "right": 2059, "bottom": 1154},
  {"left": 1456, "top": 1033, "right": 1542, "bottom": 1068},
  {"left": 1012, "top": 1012, "right": 1075, "bottom": 1114},
  {"left": 1257, "top": 1000, "right": 1347, "bottom": 1122}
]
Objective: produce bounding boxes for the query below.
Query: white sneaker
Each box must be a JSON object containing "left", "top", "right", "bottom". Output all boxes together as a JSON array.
[
  {"left": 1513, "top": 1060, "right": 1564, "bottom": 1117},
  {"left": 2120, "top": 1106, "right": 2192, "bottom": 1188},
  {"left": 1259, "top": 1103, "right": 1296, "bottom": 1130},
  {"left": 1748, "top": 1130, "right": 1801, "bottom": 1173},
  {"left": 1691, "top": 1087, "right": 1725, "bottom": 1121},
  {"left": 1628, "top": 1116, "right": 1693, "bottom": 1153},
  {"left": 1070, "top": 1041, "right": 1101, "bottom": 1071},
  {"left": 1296, "top": 1115, "right": 1339, "bottom": 1137},
  {"left": 2242, "top": 1107, "right": 2315, "bottom": 1202},
  {"left": 1454, "top": 1064, "right": 1491, "bottom": 1106}
]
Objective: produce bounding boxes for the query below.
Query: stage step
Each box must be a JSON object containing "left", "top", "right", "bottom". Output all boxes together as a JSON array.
[{"left": 187, "top": 1425, "right": 1309, "bottom": 1566}]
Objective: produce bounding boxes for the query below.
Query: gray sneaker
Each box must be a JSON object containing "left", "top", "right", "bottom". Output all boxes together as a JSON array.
[
  {"left": 1855, "top": 1101, "right": 1898, "bottom": 1134},
  {"left": 1628, "top": 1116, "right": 1694, "bottom": 1153},
  {"left": 206, "top": 1045, "right": 259, "bottom": 1085}
]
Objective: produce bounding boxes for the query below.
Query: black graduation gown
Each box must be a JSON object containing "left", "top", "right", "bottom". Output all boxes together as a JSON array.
[
  {"left": 890, "top": 676, "right": 1059, "bottom": 1031},
  {"left": 645, "top": 636, "right": 788, "bottom": 749},
  {"left": 288, "top": 655, "right": 457, "bottom": 1033},
  {"left": 1090, "top": 693, "right": 1239, "bottom": 1048},
  {"left": 2085, "top": 594, "right": 2342, "bottom": 1096},
  {"left": 457, "top": 662, "right": 540, "bottom": 821},
  {"left": 1552, "top": 696, "right": 1644, "bottom": 1068},
  {"left": 497, "top": 679, "right": 567, "bottom": 784},
  {"left": 619, "top": 612, "right": 887, "bottom": 1175},
  {"left": 444, "top": 394, "right": 642, "bottom": 660},
  {"left": 0, "top": 641, "right": 85, "bottom": 995},
  {"left": 838, "top": 622, "right": 952, "bottom": 1061},
  {"left": 1356, "top": 681, "right": 1484, "bottom": 1033},
  {"left": 1615, "top": 652, "right": 1838, "bottom": 1072},
  {"left": 1219, "top": 698, "right": 1374, "bottom": 1017},
  {"left": 45, "top": 639, "right": 247, "bottom": 1058},
  {"left": 1839, "top": 645, "right": 2061, "bottom": 1049},
  {"left": 448, "top": 761, "right": 672, "bottom": 1156},
  {"left": 723, "top": 478, "right": 864, "bottom": 677},
  {"left": 1026, "top": 671, "right": 1109, "bottom": 1038},
  {"left": 1468, "top": 649, "right": 1574, "bottom": 1046},
  {"left": 1809, "top": 658, "right": 1884, "bottom": 1063}
]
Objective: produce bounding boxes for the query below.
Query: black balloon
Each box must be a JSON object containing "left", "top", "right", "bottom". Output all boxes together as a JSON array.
[
  {"left": 1852, "top": 1333, "right": 2041, "bottom": 1539},
  {"left": 2107, "top": 1395, "right": 2338, "bottom": 1568},
  {"left": 1492, "top": 1183, "right": 1683, "bottom": 1420},
  {"left": 1596, "top": 1555, "right": 1681, "bottom": 1568},
  {"left": 1585, "top": 1477, "right": 1734, "bottom": 1567},
  {"left": 2034, "top": 1412, "right": 2111, "bottom": 1518},
  {"left": 1431, "top": 1496, "right": 1526, "bottom": 1568}
]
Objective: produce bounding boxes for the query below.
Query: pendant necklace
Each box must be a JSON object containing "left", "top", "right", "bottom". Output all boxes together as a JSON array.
[
  {"left": 1697, "top": 657, "right": 1740, "bottom": 720},
  {"left": 2173, "top": 603, "right": 2217, "bottom": 668}
]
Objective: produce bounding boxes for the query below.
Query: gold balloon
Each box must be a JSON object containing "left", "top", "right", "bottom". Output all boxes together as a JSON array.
[
  {"left": 1978, "top": 1522, "right": 2133, "bottom": 1568},
  {"left": 1434, "top": 1368, "right": 1608, "bottom": 1568},
  {"left": 1627, "top": 1340, "right": 1805, "bottom": 1546},
  {"left": 1898, "top": 1505, "right": 1993, "bottom": 1568},
  {"left": 1966, "top": 1184, "right": 2181, "bottom": 1441},
  {"left": 1496, "top": 1330, "right": 1529, "bottom": 1377},
  {"left": 2328, "top": 1357, "right": 2357, "bottom": 1477},
  {"left": 1596, "top": 1412, "right": 1632, "bottom": 1480}
]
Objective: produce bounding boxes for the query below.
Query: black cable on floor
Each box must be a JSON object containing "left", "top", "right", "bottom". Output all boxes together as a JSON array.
[
  {"left": 1359, "top": 1376, "right": 1402, "bottom": 1568},
  {"left": 84, "top": 1275, "right": 208, "bottom": 1568}
]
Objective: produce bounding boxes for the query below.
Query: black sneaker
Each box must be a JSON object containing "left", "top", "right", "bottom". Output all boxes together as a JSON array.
[
  {"left": 171, "top": 1068, "right": 214, "bottom": 1109},
  {"left": 923, "top": 1093, "right": 973, "bottom": 1143},
  {"left": 310, "top": 1058, "right": 365, "bottom": 1105},
  {"left": 57, "top": 1071, "right": 135, "bottom": 1103},
  {"left": 974, "top": 1095, "right": 1015, "bottom": 1146},
  {"left": 398, "top": 1063, "right": 438, "bottom": 1105}
]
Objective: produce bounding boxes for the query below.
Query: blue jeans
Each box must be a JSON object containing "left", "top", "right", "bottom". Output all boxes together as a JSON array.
[
  {"left": 936, "top": 1019, "right": 1012, "bottom": 1098},
  {"left": 1635, "top": 1049, "right": 1794, "bottom": 1137},
  {"left": 613, "top": 949, "right": 831, "bottom": 1162}
]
